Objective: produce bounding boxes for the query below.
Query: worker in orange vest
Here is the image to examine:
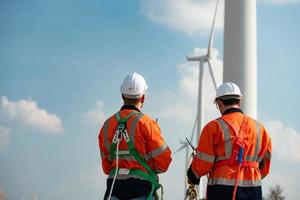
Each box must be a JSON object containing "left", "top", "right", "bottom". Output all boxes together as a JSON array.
[
  {"left": 99, "top": 72, "right": 172, "bottom": 200},
  {"left": 187, "top": 82, "right": 272, "bottom": 200}
]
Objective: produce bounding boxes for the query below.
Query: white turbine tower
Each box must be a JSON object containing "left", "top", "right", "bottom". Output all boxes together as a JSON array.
[
  {"left": 176, "top": 0, "right": 220, "bottom": 199},
  {"left": 223, "top": 0, "right": 257, "bottom": 119}
]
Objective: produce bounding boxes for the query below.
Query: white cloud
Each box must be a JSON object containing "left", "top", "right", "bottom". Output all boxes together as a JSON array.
[
  {"left": 79, "top": 165, "right": 105, "bottom": 191},
  {"left": 140, "top": 0, "right": 224, "bottom": 35},
  {"left": 55, "top": 164, "right": 106, "bottom": 199},
  {"left": 140, "top": 0, "right": 299, "bottom": 35},
  {"left": 84, "top": 100, "right": 108, "bottom": 125},
  {"left": 260, "top": 0, "right": 300, "bottom": 4},
  {"left": 0, "top": 96, "right": 64, "bottom": 133},
  {"left": 265, "top": 120, "right": 300, "bottom": 163},
  {"left": 262, "top": 168, "right": 300, "bottom": 199},
  {"left": 262, "top": 121, "right": 300, "bottom": 199},
  {"left": 0, "top": 126, "right": 11, "bottom": 151}
]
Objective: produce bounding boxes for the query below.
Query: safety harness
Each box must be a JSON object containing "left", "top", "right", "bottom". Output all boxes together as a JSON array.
[
  {"left": 108, "top": 111, "right": 161, "bottom": 200},
  {"left": 214, "top": 116, "right": 259, "bottom": 200}
]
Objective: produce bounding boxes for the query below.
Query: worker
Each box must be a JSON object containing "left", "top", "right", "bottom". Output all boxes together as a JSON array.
[
  {"left": 98, "top": 72, "right": 172, "bottom": 200},
  {"left": 187, "top": 82, "right": 272, "bottom": 200}
]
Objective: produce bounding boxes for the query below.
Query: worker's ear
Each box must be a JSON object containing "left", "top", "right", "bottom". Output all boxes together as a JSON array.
[
  {"left": 216, "top": 100, "right": 222, "bottom": 108},
  {"left": 141, "top": 94, "right": 145, "bottom": 104},
  {"left": 238, "top": 99, "right": 242, "bottom": 107}
]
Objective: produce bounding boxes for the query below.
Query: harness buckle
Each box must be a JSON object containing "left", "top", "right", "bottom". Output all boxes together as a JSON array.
[
  {"left": 112, "top": 123, "right": 126, "bottom": 143},
  {"left": 122, "top": 130, "right": 131, "bottom": 142}
]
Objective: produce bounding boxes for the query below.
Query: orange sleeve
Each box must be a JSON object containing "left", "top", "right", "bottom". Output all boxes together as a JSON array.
[
  {"left": 191, "top": 121, "right": 217, "bottom": 178},
  {"left": 98, "top": 120, "right": 112, "bottom": 175},
  {"left": 259, "top": 124, "right": 272, "bottom": 178},
  {"left": 143, "top": 118, "right": 172, "bottom": 173}
]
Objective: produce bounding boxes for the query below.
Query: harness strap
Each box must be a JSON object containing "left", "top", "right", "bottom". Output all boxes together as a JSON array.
[{"left": 214, "top": 116, "right": 255, "bottom": 168}]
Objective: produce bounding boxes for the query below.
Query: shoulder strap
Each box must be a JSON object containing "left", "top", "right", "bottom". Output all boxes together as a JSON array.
[
  {"left": 220, "top": 115, "right": 249, "bottom": 139},
  {"left": 238, "top": 116, "right": 249, "bottom": 140},
  {"left": 115, "top": 111, "right": 139, "bottom": 123}
]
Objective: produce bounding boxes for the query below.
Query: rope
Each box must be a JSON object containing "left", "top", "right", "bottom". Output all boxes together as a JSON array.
[{"left": 108, "top": 141, "right": 120, "bottom": 200}]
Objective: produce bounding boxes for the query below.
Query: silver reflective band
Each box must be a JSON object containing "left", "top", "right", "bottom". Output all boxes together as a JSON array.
[
  {"left": 195, "top": 151, "right": 215, "bottom": 163},
  {"left": 216, "top": 119, "right": 232, "bottom": 159},
  {"left": 129, "top": 113, "right": 144, "bottom": 144},
  {"left": 208, "top": 178, "right": 261, "bottom": 187},
  {"left": 254, "top": 120, "right": 261, "bottom": 159},
  {"left": 118, "top": 150, "right": 130, "bottom": 155},
  {"left": 246, "top": 155, "right": 258, "bottom": 162},
  {"left": 144, "top": 144, "right": 168, "bottom": 160},
  {"left": 108, "top": 173, "right": 149, "bottom": 181},
  {"left": 103, "top": 119, "right": 110, "bottom": 151},
  {"left": 100, "top": 150, "right": 106, "bottom": 159},
  {"left": 258, "top": 151, "right": 271, "bottom": 163}
]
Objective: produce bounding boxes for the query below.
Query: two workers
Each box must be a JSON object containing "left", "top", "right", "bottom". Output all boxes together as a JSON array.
[{"left": 98, "top": 73, "right": 272, "bottom": 200}]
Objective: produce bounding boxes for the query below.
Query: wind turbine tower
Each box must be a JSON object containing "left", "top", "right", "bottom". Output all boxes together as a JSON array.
[{"left": 223, "top": 0, "right": 257, "bottom": 119}]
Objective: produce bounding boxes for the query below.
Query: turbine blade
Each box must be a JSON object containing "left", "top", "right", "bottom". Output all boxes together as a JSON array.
[
  {"left": 208, "top": 59, "right": 218, "bottom": 91},
  {"left": 189, "top": 115, "right": 198, "bottom": 143},
  {"left": 207, "top": 0, "right": 220, "bottom": 57},
  {"left": 175, "top": 143, "right": 188, "bottom": 153}
]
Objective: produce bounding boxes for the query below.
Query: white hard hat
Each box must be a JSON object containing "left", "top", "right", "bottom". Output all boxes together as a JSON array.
[
  {"left": 214, "top": 82, "right": 243, "bottom": 103},
  {"left": 120, "top": 72, "right": 148, "bottom": 99}
]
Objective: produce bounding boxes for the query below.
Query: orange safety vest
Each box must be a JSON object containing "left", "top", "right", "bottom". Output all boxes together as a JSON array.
[
  {"left": 191, "top": 111, "right": 272, "bottom": 188},
  {"left": 99, "top": 108, "right": 172, "bottom": 180}
]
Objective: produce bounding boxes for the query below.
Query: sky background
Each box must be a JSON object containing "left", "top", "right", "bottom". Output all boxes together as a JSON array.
[{"left": 1, "top": 0, "right": 300, "bottom": 199}]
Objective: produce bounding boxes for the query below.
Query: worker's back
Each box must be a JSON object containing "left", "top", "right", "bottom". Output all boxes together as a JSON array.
[
  {"left": 208, "top": 111, "right": 267, "bottom": 185},
  {"left": 187, "top": 82, "right": 272, "bottom": 200},
  {"left": 99, "top": 105, "right": 172, "bottom": 199}
]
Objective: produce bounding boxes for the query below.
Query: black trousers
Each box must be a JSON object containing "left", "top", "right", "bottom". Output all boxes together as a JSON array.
[
  {"left": 104, "top": 178, "right": 152, "bottom": 199},
  {"left": 207, "top": 185, "right": 262, "bottom": 200}
]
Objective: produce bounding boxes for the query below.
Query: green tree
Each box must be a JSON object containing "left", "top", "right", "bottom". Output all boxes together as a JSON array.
[{"left": 266, "top": 185, "right": 285, "bottom": 200}]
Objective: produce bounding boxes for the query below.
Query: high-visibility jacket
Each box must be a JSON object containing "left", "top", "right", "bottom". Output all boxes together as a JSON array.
[
  {"left": 98, "top": 105, "right": 172, "bottom": 197},
  {"left": 190, "top": 109, "right": 272, "bottom": 188}
]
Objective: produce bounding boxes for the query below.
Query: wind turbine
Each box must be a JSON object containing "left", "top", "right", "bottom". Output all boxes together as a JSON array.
[
  {"left": 176, "top": 0, "right": 220, "bottom": 199},
  {"left": 186, "top": 0, "right": 219, "bottom": 140},
  {"left": 175, "top": 117, "right": 198, "bottom": 197}
]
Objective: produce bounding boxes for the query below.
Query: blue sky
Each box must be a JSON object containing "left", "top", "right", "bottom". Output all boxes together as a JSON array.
[{"left": 0, "top": 0, "right": 300, "bottom": 199}]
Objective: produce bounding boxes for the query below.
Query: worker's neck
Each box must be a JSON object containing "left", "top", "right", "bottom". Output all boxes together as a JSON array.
[
  {"left": 124, "top": 103, "right": 142, "bottom": 110},
  {"left": 221, "top": 105, "right": 240, "bottom": 115}
]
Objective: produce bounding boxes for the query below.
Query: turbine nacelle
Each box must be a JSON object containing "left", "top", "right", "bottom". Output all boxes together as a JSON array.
[{"left": 186, "top": 55, "right": 208, "bottom": 62}]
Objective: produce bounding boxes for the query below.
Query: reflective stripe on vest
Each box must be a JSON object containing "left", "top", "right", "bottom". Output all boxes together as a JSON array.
[
  {"left": 103, "top": 119, "right": 110, "bottom": 153},
  {"left": 144, "top": 143, "right": 169, "bottom": 161},
  {"left": 215, "top": 118, "right": 261, "bottom": 163},
  {"left": 258, "top": 151, "right": 271, "bottom": 163},
  {"left": 195, "top": 151, "right": 215, "bottom": 163},
  {"left": 208, "top": 178, "right": 261, "bottom": 187},
  {"left": 215, "top": 119, "right": 232, "bottom": 162}
]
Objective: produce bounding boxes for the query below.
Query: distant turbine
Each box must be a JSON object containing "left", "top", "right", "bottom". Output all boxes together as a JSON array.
[
  {"left": 175, "top": 117, "right": 198, "bottom": 194},
  {"left": 186, "top": 0, "right": 219, "bottom": 139}
]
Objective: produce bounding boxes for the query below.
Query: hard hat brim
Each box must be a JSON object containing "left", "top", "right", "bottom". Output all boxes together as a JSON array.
[
  {"left": 122, "top": 93, "right": 144, "bottom": 99},
  {"left": 214, "top": 95, "right": 242, "bottom": 103}
]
